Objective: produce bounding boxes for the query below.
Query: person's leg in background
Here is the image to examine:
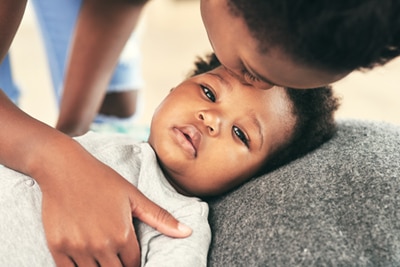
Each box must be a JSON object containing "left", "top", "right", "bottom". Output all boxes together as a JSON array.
[
  {"left": 31, "top": 0, "right": 147, "bottom": 139},
  {"left": 92, "top": 29, "right": 147, "bottom": 138},
  {"left": 0, "top": 54, "right": 21, "bottom": 104}
]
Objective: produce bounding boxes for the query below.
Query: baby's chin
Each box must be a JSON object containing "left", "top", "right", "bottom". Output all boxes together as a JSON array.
[
  {"left": 156, "top": 153, "right": 236, "bottom": 198},
  {"left": 159, "top": 165, "right": 220, "bottom": 197},
  {"left": 157, "top": 160, "right": 193, "bottom": 196},
  {"left": 166, "top": 172, "right": 232, "bottom": 198}
]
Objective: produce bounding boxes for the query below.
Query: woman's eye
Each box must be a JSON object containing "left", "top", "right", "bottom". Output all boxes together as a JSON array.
[
  {"left": 233, "top": 126, "right": 249, "bottom": 147},
  {"left": 243, "top": 70, "right": 260, "bottom": 83},
  {"left": 201, "top": 85, "right": 216, "bottom": 102},
  {"left": 242, "top": 69, "right": 275, "bottom": 89},
  {"left": 244, "top": 71, "right": 260, "bottom": 82}
]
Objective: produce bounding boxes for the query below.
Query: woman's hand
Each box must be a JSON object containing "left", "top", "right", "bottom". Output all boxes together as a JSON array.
[
  {"left": 0, "top": 92, "right": 191, "bottom": 267},
  {"left": 35, "top": 137, "right": 192, "bottom": 267}
]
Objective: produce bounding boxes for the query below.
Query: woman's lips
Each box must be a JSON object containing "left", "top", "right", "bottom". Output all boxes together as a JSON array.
[{"left": 172, "top": 125, "right": 201, "bottom": 157}]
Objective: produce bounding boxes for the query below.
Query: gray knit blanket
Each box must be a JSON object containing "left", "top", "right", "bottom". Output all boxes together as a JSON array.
[{"left": 208, "top": 119, "right": 400, "bottom": 266}]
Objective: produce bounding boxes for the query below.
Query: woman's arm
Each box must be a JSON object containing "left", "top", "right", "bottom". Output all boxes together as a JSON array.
[
  {"left": 57, "top": 0, "right": 147, "bottom": 136},
  {"left": 0, "top": 90, "right": 191, "bottom": 266},
  {"left": 0, "top": 0, "right": 27, "bottom": 61},
  {"left": 0, "top": 1, "right": 190, "bottom": 266}
]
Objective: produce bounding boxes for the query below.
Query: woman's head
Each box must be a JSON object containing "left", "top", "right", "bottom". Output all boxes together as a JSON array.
[
  {"left": 148, "top": 54, "right": 339, "bottom": 197},
  {"left": 200, "top": 0, "right": 400, "bottom": 89}
]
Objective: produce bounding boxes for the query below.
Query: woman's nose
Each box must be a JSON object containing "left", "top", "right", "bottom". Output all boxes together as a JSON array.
[{"left": 197, "top": 110, "right": 221, "bottom": 136}]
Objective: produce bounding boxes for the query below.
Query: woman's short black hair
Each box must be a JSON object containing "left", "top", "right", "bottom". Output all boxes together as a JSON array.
[{"left": 227, "top": 0, "right": 400, "bottom": 73}]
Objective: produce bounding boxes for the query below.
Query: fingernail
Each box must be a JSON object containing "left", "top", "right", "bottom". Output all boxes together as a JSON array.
[{"left": 178, "top": 222, "right": 192, "bottom": 235}]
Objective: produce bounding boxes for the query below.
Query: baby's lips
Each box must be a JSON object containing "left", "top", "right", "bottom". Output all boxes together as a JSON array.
[{"left": 178, "top": 124, "right": 202, "bottom": 154}]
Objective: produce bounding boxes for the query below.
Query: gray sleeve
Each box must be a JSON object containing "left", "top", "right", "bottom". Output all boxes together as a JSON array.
[
  {"left": 0, "top": 168, "right": 55, "bottom": 266},
  {"left": 142, "top": 202, "right": 211, "bottom": 267}
]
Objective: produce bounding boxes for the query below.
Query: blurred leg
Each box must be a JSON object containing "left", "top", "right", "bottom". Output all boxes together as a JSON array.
[
  {"left": 31, "top": 0, "right": 79, "bottom": 102},
  {"left": 31, "top": 0, "right": 144, "bottom": 121},
  {"left": 100, "top": 29, "right": 144, "bottom": 119}
]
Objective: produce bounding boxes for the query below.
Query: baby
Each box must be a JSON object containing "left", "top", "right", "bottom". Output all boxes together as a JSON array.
[{"left": 0, "top": 54, "right": 339, "bottom": 266}]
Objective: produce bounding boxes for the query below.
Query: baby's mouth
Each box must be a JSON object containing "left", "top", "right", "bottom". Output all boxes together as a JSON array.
[{"left": 173, "top": 125, "right": 201, "bottom": 157}]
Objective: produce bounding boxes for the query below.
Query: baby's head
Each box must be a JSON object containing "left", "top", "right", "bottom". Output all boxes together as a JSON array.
[{"left": 148, "top": 54, "right": 339, "bottom": 197}]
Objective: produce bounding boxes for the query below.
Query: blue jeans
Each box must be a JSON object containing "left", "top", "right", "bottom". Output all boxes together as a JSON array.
[{"left": 1, "top": 0, "right": 143, "bottom": 104}]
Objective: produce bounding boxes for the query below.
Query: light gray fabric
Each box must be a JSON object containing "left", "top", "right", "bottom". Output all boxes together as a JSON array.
[
  {"left": 0, "top": 132, "right": 210, "bottom": 267},
  {"left": 208, "top": 119, "right": 400, "bottom": 266}
]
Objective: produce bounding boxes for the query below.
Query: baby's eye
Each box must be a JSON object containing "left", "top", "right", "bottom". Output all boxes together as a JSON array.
[
  {"left": 201, "top": 85, "right": 216, "bottom": 102},
  {"left": 233, "top": 126, "right": 249, "bottom": 147}
]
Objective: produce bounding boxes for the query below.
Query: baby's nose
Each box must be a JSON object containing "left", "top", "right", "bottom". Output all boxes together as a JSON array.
[{"left": 197, "top": 110, "right": 221, "bottom": 136}]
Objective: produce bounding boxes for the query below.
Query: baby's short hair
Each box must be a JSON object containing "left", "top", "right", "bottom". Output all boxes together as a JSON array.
[
  {"left": 262, "top": 87, "right": 339, "bottom": 174},
  {"left": 189, "top": 53, "right": 340, "bottom": 175}
]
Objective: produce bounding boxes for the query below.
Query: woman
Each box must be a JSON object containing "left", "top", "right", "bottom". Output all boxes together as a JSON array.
[{"left": 0, "top": 0, "right": 398, "bottom": 266}]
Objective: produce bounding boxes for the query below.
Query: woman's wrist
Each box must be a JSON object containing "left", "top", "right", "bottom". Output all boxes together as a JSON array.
[
  {"left": 23, "top": 128, "right": 77, "bottom": 185},
  {"left": 25, "top": 131, "right": 106, "bottom": 195}
]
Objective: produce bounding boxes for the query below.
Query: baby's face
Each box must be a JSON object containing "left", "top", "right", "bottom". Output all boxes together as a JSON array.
[{"left": 148, "top": 66, "right": 295, "bottom": 197}]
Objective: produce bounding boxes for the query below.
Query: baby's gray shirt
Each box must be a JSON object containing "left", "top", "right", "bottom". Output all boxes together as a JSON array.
[{"left": 0, "top": 132, "right": 210, "bottom": 267}]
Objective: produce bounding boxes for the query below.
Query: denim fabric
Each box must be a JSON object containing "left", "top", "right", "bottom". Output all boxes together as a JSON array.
[{"left": 0, "top": 0, "right": 143, "bottom": 104}]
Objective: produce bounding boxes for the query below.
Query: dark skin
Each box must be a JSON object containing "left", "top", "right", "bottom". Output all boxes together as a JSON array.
[
  {"left": 3, "top": 0, "right": 387, "bottom": 266},
  {"left": 100, "top": 90, "right": 138, "bottom": 117},
  {"left": 0, "top": 1, "right": 190, "bottom": 266},
  {"left": 0, "top": 0, "right": 26, "bottom": 62}
]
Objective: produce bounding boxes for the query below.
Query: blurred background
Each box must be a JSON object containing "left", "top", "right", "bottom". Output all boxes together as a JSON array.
[{"left": 9, "top": 0, "right": 400, "bottom": 129}]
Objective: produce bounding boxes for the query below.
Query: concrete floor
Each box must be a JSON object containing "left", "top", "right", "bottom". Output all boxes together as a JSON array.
[{"left": 9, "top": 0, "right": 400, "bottom": 127}]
